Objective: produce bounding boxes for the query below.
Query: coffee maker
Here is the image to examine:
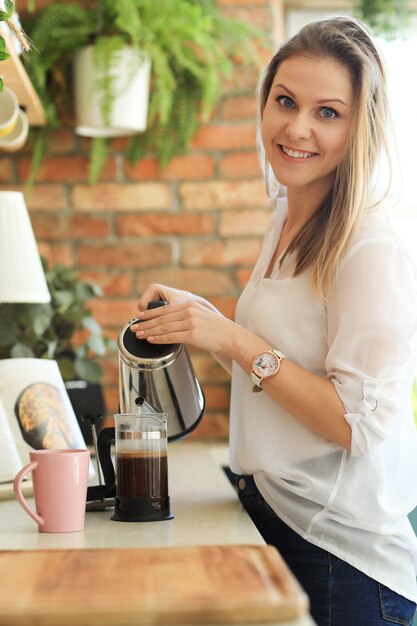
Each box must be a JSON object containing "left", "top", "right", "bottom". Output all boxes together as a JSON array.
[{"left": 86, "top": 301, "right": 205, "bottom": 518}]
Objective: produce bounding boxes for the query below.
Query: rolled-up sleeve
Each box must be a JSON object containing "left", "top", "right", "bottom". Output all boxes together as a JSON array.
[{"left": 326, "top": 238, "right": 417, "bottom": 457}]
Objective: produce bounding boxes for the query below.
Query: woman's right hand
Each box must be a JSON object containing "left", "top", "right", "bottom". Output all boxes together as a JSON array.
[{"left": 137, "top": 283, "right": 210, "bottom": 313}]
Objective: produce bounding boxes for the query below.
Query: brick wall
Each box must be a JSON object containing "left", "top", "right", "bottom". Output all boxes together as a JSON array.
[{"left": 1, "top": 0, "right": 283, "bottom": 439}]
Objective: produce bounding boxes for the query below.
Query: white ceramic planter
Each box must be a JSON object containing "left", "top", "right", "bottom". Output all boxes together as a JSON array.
[{"left": 74, "top": 45, "right": 151, "bottom": 138}]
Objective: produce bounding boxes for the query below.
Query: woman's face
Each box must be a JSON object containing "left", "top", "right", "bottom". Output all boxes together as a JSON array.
[{"left": 261, "top": 54, "right": 354, "bottom": 199}]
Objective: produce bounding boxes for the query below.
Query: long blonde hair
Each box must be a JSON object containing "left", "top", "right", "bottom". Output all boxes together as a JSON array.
[{"left": 260, "top": 17, "right": 391, "bottom": 297}]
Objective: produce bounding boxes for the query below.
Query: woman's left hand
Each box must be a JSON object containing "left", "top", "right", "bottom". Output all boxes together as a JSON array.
[{"left": 129, "top": 301, "right": 242, "bottom": 357}]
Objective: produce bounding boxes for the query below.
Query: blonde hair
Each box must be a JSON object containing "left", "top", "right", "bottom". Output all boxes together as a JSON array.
[{"left": 259, "top": 16, "right": 391, "bottom": 297}]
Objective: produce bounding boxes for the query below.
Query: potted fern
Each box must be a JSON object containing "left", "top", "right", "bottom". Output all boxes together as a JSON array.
[{"left": 22, "top": 0, "right": 263, "bottom": 184}]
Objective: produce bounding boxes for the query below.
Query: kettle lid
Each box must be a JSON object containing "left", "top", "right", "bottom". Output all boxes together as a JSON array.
[
  {"left": 120, "top": 300, "right": 179, "bottom": 363},
  {"left": 121, "top": 322, "right": 176, "bottom": 359}
]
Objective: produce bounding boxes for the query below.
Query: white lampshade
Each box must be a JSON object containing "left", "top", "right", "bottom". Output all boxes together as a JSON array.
[{"left": 0, "top": 191, "right": 50, "bottom": 303}]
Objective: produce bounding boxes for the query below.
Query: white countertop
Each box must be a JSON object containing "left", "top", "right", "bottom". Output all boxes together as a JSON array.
[{"left": 0, "top": 441, "right": 316, "bottom": 626}]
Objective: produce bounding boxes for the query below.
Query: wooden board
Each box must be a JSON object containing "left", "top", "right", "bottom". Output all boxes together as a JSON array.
[{"left": 0, "top": 545, "right": 309, "bottom": 625}]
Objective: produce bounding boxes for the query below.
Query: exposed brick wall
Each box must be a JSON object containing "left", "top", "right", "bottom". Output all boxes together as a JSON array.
[{"left": 1, "top": 0, "right": 283, "bottom": 439}]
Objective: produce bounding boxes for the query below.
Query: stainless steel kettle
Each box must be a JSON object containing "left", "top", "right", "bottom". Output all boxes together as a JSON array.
[{"left": 117, "top": 301, "right": 205, "bottom": 441}]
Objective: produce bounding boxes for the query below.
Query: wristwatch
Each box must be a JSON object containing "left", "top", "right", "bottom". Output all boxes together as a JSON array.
[{"left": 251, "top": 349, "right": 286, "bottom": 391}]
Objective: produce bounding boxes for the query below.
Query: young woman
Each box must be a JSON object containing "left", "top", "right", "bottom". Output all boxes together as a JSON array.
[{"left": 130, "top": 17, "right": 417, "bottom": 626}]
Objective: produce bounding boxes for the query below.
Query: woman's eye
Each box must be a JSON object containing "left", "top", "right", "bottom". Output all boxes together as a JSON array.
[
  {"left": 277, "top": 96, "right": 295, "bottom": 109},
  {"left": 319, "top": 107, "right": 338, "bottom": 119}
]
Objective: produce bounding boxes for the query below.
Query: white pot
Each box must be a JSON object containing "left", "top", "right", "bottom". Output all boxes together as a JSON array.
[{"left": 74, "top": 45, "right": 151, "bottom": 138}]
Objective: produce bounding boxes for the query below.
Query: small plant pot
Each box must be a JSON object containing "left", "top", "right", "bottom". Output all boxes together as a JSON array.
[
  {"left": 0, "top": 108, "right": 29, "bottom": 153},
  {"left": 74, "top": 45, "right": 151, "bottom": 138}
]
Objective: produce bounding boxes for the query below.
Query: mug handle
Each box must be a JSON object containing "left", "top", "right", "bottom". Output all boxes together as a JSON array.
[{"left": 13, "top": 462, "right": 45, "bottom": 527}]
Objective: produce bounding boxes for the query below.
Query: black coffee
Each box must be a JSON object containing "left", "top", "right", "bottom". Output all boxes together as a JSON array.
[{"left": 116, "top": 451, "right": 168, "bottom": 500}]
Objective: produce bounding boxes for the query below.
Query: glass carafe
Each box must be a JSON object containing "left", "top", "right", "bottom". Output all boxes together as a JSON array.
[{"left": 111, "top": 411, "right": 173, "bottom": 522}]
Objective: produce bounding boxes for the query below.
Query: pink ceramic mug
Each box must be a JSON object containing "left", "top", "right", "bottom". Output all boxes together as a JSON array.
[{"left": 13, "top": 449, "right": 90, "bottom": 533}]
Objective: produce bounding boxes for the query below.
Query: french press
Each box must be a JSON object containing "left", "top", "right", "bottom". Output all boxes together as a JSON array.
[{"left": 97, "top": 399, "right": 173, "bottom": 522}]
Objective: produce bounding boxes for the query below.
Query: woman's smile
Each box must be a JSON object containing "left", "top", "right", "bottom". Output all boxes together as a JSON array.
[{"left": 278, "top": 144, "right": 319, "bottom": 161}]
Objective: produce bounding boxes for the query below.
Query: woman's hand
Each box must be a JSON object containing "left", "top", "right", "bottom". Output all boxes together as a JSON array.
[
  {"left": 136, "top": 283, "right": 200, "bottom": 312},
  {"left": 130, "top": 299, "right": 244, "bottom": 357}
]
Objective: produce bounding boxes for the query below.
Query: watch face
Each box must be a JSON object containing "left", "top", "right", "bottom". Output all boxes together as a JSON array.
[{"left": 253, "top": 352, "right": 279, "bottom": 378}]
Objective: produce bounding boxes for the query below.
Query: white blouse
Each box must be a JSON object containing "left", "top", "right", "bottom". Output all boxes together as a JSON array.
[{"left": 229, "top": 197, "right": 417, "bottom": 602}]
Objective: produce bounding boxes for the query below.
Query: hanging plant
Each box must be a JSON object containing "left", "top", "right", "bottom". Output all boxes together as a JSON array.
[{"left": 22, "top": 0, "right": 265, "bottom": 184}]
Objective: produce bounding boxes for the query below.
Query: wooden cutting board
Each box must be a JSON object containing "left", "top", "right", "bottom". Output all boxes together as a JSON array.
[{"left": 0, "top": 545, "right": 309, "bottom": 626}]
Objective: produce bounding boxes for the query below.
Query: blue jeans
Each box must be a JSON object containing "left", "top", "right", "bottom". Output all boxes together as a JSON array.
[{"left": 235, "top": 474, "right": 416, "bottom": 626}]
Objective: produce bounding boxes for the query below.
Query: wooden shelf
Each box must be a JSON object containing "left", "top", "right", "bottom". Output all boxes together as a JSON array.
[{"left": 0, "top": 25, "right": 46, "bottom": 126}]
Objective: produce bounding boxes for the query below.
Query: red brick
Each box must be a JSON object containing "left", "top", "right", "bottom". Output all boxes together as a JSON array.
[
  {"left": 108, "top": 136, "right": 128, "bottom": 152},
  {"left": 72, "top": 183, "right": 171, "bottom": 211},
  {"left": 0, "top": 185, "right": 66, "bottom": 211},
  {"left": 182, "top": 239, "right": 261, "bottom": 267},
  {"left": 100, "top": 326, "right": 120, "bottom": 342},
  {"left": 116, "top": 213, "right": 215, "bottom": 237},
  {"left": 179, "top": 180, "right": 268, "bottom": 210},
  {"left": 191, "top": 123, "right": 257, "bottom": 150},
  {"left": 204, "top": 385, "right": 230, "bottom": 410},
  {"left": 18, "top": 156, "right": 117, "bottom": 182},
  {"left": 77, "top": 242, "right": 172, "bottom": 269},
  {"left": 219, "top": 152, "right": 261, "bottom": 178},
  {"left": 191, "top": 353, "right": 231, "bottom": 384},
  {"left": 236, "top": 268, "right": 253, "bottom": 289},
  {"left": 188, "top": 411, "right": 229, "bottom": 440},
  {"left": 0, "top": 158, "right": 13, "bottom": 182},
  {"left": 221, "top": 5, "right": 271, "bottom": 28},
  {"left": 78, "top": 271, "right": 133, "bottom": 297},
  {"left": 125, "top": 154, "right": 215, "bottom": 181},
  {"left": 222, "top": 96, "right": 258, "bottom": 120},
  {"left": 89, "top": 299, "right": 139, "bottom": 328},
  {"left": 102, "top": 386, "right": 119, "bottom": 418},
  {"left": 48, "top": 130, "right": 76, "bottom": 154},
  {"left": 101, "top": 359, "right": 119, "bottom": 386},
  {"left": 210, "top": 297, "right": 238, "bottom": 320},
  {"left": 222, "top": 65, "right": 262, "bottom": 94},
  {"left": 37, "top": 242, "right": 73, "bottom": 267},
  {"left": 219, "top": 209, "right": 271, "bottom": 236},
  {"left": 136, "top": 268, "right": 235, "bottom": 298},
  {"left": 31, "top": 215, "right": 110, "bottom": 240}
]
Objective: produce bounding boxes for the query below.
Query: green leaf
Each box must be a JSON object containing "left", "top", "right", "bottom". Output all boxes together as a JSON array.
[
  {"left": 33, "top": 311, "right": 52, "bottom": 337},
  {"left": 57, "top": 356, "right": 76, "bottom": 381},
  {"left": 54, "top": 290, "right": 74, "bottom": 312},
  {"left": 75, "top": 282, "right": 96, "bottom": 302},
  {"left": 11, "top": 343, "right": 34, "bottom": 358},
  {"left": 88, "top": 137, "right": 109, "bottom": 185},
  {"left": 87, "top": 334, "right": 106, "bottom": 357},
  {"left": 0, "top": 0, "right": 14, "bottom": 21},
  {"left": 0, "top": 77, "right": 3, "bottom": 92},
  {"left": 74, "top": 358, "right": 102, "bottom": 383},
  {"left": 0, "top": 320, "right": 19, "bottom": 347},
  {"left": 81, "top": 316, "right": 101, "bottom": 335},
  {"left": 46, "top": 339, "right": 58, "bottom": 359}
]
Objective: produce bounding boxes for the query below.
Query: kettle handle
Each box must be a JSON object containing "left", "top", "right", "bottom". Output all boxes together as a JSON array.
[
  {"left": 97, "top": 426, "right": 116, "bottom": 487},
  {"left": 147, "top": 299, "right": 167, "bottom": 310}
]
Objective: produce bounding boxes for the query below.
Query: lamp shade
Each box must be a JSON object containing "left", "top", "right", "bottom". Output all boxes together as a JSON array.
[{"left": 0, "top": 191, "right": 50, "bottom": 303}]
